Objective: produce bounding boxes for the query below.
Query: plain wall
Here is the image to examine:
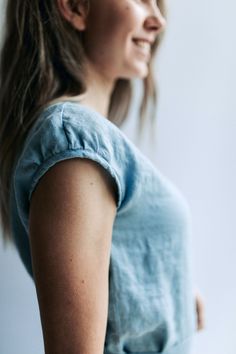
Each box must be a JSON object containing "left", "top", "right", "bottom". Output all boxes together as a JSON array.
[{"left": 1, "top": 0, "right": 235, "bottom": 353}]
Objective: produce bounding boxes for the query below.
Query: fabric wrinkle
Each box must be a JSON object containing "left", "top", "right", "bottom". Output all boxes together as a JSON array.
[{"left": 9, "top": 101, "right": 197, "bottom": 354}]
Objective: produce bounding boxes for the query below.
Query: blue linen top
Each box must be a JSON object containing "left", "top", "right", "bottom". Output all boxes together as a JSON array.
[{"left": 10, "top": 101, "right": 197, "bottom": 354}]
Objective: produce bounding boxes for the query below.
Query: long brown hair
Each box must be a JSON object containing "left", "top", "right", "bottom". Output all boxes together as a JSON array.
[{"left": 0, "top": 0, "right": 167, "bottom": 245}]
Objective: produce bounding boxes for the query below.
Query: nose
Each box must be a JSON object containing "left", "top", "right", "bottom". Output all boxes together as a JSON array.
[{"left": 144, "top": 5, "right": 166, "bottom": 35}]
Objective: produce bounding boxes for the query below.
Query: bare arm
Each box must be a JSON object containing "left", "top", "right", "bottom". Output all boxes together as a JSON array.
[{"left": 28, "top": 158, "right": 118, "bottom": 354}]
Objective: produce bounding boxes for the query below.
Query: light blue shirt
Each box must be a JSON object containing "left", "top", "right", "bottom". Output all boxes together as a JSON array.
[{"left": 10, "top": 101, "right": 197, "bottom": 354}]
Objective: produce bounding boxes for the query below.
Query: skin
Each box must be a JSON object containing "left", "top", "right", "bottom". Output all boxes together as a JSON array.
[
  {"left": 30, "top": 3, "right": 168, "bottom": 352},
  {"left": 195, "top": 291, "right": 206, "bottom": 331},
  {"left": 30, "top": 3, "right": 204, "bottom": 353},
  {"left": 29, "top": 159, "right": 118, "bottom": 354},
  {"left": 54, "top": 0, "right": 167, "bottom": 116}
]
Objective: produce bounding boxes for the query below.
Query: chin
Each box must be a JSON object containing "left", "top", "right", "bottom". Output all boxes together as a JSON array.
[
  {"left": 119, "top": 66, "right": 149, "bottom": 80},
  {"left": 132, "top": 70, "right": 149, "bottom": 79},
  {"left": 131, "top": 59, "right": 150, "bottom": 77},
  {"left": 137, "top": 69, "right": 149, "bottom": 79}
]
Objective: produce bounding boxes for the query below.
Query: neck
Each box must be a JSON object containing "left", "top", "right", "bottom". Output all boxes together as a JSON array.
[
  {"left": 53, "top": 61, "right": 115, "bottom": 118},
  {"left": 81, "top": 61, "right": 115, "bottom": 117},
  {"left": 47, "top": 59, "right": 117, "bottom": 118}
]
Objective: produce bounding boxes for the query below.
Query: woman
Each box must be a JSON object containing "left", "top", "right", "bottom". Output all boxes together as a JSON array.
[{"left": 0, "top": 0, "right": 205, "bottom": 353}]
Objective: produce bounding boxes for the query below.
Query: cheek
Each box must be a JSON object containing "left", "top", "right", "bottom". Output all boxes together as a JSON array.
[
  {"left": 109, "top": 3, "right": 143, "bottom": 40},
  {"left": 83, "top": 1, "right": 145, "bottom": 74},
  {"left": 106, "top": 4, "right": 138, "bottom": 34},
  {"left": 87, "top": 2, "right": 141, "bottom": 46}
]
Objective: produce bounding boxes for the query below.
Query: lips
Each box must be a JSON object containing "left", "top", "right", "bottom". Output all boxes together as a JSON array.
[
  {"left": 132, "top": 38, "right": 151, "bottom": 49},
  {"left": 132, "top": 37, "right": 154, "bottom": 45},
  {"left": 132, "top": 38, "right": 151, "bottom": 59}
]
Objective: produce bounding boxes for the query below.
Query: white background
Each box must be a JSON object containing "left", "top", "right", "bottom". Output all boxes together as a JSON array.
[{"left": 1, "top": 0, "right": 236, "bottom": 353}]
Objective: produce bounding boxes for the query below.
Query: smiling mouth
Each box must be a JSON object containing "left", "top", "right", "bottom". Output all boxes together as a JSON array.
[{"left": 132, "top": 39, "right": 151, "bottom": 59}]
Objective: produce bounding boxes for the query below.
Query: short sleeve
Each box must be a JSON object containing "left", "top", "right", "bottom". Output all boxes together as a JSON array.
[{"left": 13, "top": 102, "right": 127, "bottom": 232}]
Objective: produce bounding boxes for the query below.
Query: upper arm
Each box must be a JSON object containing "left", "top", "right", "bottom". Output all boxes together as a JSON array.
[{"left": 28, "top": 158, "right": 118, "bottom": 354}]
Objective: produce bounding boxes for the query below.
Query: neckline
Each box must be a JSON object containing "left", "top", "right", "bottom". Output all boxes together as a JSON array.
[
  {"left": 43, "top": 100, "right": 82, "bottom": 111},
  {"left": 41, "top": 100, "right": 127, "bottom": 141},
  {"left": 41, "top": 100, "right": 116, "bottom": 129}
]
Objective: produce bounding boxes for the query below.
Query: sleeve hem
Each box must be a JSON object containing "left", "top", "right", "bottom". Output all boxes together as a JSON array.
[{"left": 28, "top": 148, "right": 123, "bottom": 211}]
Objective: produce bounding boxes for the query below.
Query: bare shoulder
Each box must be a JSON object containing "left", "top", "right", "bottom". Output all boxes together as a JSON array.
[
  {"left": 29, "top": 157, "right": 118, "bottom": 257},
  {"left": 29, "top": 157, "right": 118, "bottom": 227}
]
